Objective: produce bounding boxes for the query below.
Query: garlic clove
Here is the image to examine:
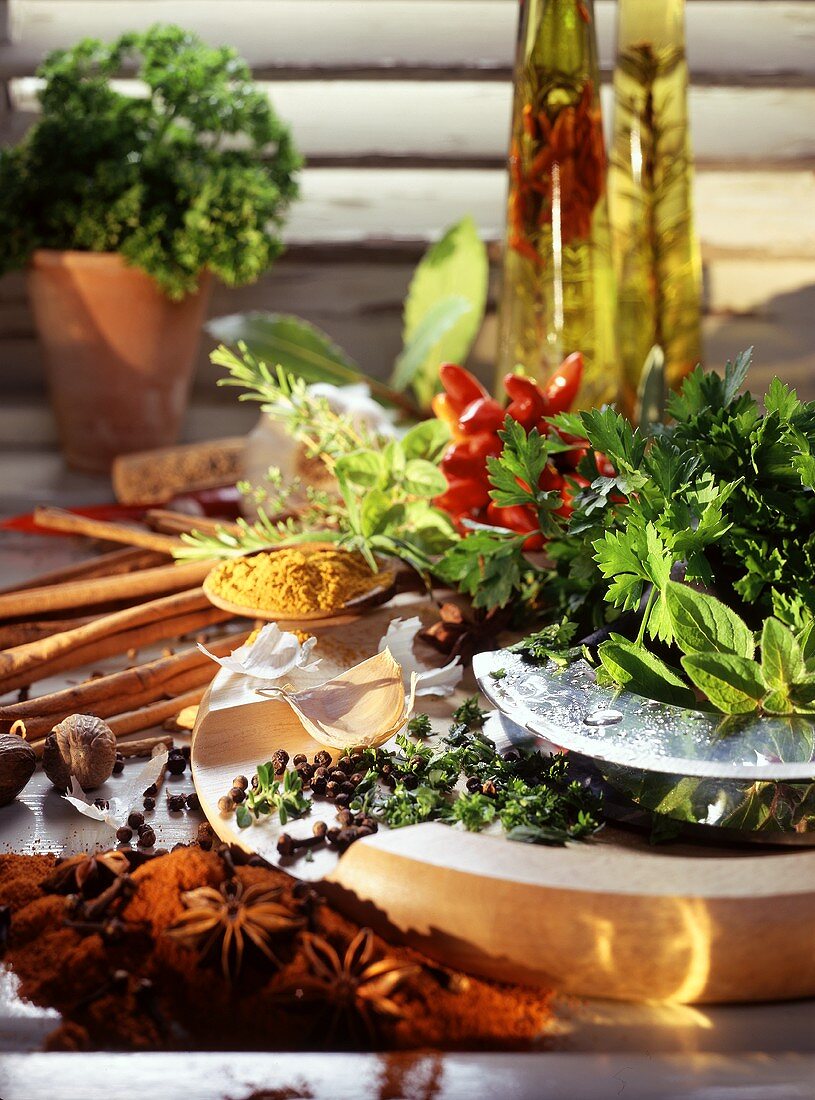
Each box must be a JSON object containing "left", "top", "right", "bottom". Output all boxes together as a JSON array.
[{"left": 258, "top": 648, "right": 416, "bottom": 750}]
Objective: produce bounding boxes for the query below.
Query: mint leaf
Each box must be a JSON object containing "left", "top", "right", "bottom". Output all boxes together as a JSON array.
[
  {"left": 681, "top": 653, "right": 765, "bottom": 714},
  {"left": 401, "top": 458, "right": 447, "bottom": 498},
  {"left": 665, "top": 581, "right": 755, "bottom": 659},
  {"left": 761, "top": 617, "right": 805, "bottom": 693},
  {"left": 400, "top": 419, "right": 451, "bottom": 462},
  {"left": 334, "top": 449, "right": 385, "bottom": 490},
  {"left": 597, "top": 637, "right": 696, "bottom": 707}
]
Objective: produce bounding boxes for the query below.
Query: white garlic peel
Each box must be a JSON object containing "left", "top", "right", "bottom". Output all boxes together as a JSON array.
[
  {"left": 378, "top": 616, "right": 463, "bottom": 697},
  {"left": 198, "top": 623, "right": 320, "bottom": 683},
  {"left": 257, "top": 648, "right": 417, "bottom": 750}
]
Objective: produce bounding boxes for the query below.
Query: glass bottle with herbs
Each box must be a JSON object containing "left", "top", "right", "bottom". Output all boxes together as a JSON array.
[
  {"left": 609, "top": 0, "right": 703, "bottom": 416},
  {"left": 496, "top": 0, "right": 617, "bottom": 409}
]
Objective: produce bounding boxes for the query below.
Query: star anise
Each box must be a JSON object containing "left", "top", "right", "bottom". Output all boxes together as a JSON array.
[
  {"left": 419, "top": 601, "right": 512, "bottom": 663},
  {"left": 40, "top": 849, "right": 130, "bottom": 899},
  {"left": 282, "top": 928, "right": 418, "bottom": 1044},
  {"left": 165, "top": 878, "right": 303, "bottom": 981}
]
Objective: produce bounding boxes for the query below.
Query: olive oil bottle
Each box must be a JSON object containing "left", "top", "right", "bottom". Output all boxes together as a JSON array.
[
  {"left": 609, "top": 0, "right": 702, "bottom": 416},
  {"left": 496, "top": 0, "right": 617, "bottom": 409}
]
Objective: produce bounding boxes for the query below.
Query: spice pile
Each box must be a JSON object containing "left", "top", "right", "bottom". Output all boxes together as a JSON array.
[
  {"left": 0, "top": 844, "right": 554, "bottom": 1052},
  {"left": 206, "top": 547, "right": 387, "bottom": 616}
]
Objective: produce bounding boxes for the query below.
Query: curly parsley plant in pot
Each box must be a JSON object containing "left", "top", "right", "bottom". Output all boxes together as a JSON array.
[{"left": 0, "top": 26, "right": 300, "bottom": 471}]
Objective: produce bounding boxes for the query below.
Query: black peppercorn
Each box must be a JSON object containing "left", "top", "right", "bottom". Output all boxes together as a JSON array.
[
  {"left": 229, "top": 786, "right": 246, "bottom": 804},
  {"left": 232, "top": 775, "right": 249, "bottom": 791},
  {"left": 313, "top": 766, "right": 328, "bottom": 780},
  {"left": 337, "top": 756, "right": 353, "bottom": 774},
  {"left": 349, "top": 772, "right": 365, "bottom": 787},
  {"left": 311, "top": 776, "right": 327, "bottom": 796},
  {"left": 112, "top": 756, "right": 124, "bottom": 775},
  {"left": 465, "top": 776, "right": 481, "bottom": 793},
  {"left": 340, "top": 781, "right": 355, "bottom": 797},
  {"left": 313, "top": 750, "right": 332, "bottom": 768},
  {"left": 312, "top": 820, "right": 328, "bottom": 838},
  {"left": 116, "top": 826, "right": 133, "bottom": 844},
  {"left": 138, "top": 827, "right": 156, "bottom": 848},
  {"left": 292, "top": 753, "right": 307, "bottom": 766},
  {"left": 402, "top": 773, "right": 419, "bottom": 790},
  {"left": 334, "top": 792, "right": 350, "bottom": 807},
  {"left": 325, "top": 781, "right": 339, "bottom": 800},
  {"left": 128, "top": 811, "right": 144, "bottom": 829},
  {"left": 329, "top": 769, "right": 346, "bottom": 785},
  {"left": 503, "top": 749, "right": 521, "bottom": 762},
  {"left": 271, "top": 750, "right": 289, "bottom": 774},
  {"left": 167, "top": 794, "right": 185, "bottom": 813},
  {"left": 336, "top": 809, "right": 354, "bottom": 827},
  {"left": 166, "top": 755, "right": 186, "bottom": 776},
  {"left": 143, "top": 796, "right": 156, "bottom": 811},
  {"left": 326, "top": 827, "right": 341, "bottom": 844}
]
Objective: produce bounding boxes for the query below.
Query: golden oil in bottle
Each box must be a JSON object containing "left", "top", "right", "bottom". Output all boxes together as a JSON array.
[
  {"left": 609, "top": 0, "right": 703, "bottom": 416},
  {"left": 496, "top": 0, "right": 617, "bottom": 409}
]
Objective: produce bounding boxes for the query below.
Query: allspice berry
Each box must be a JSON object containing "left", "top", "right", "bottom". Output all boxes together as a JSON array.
[
  {"left": 0, "top": 733, "right": 36, "bottom": 807},
  {"left": 42, "top": 714, "right": 117, "bottom": 792}
]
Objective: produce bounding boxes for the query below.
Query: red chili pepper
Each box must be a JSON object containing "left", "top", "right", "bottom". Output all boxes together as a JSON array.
[
  {"left": 503, "top": 372, "right": 549, "bottom": 429},
  {"left": 543, "top": 352, "right": 583, "bottom": 413},
  {"left": 431, "top": 393, "right": 466, "bottom": 441},
  {"left": 441, "top": 434, "right": 501, "bottom": 479},
  {"left": 595, "top": 451, "right": 616, "bottom": 478},
  {"left": 486, "top": 502, "right": 544, "bottom": 550},
  {"left": 539, "top": 463, "right": 564, "bottom": 491},
  {"left": 435, "top": 477, "right": 490, "bottom": 516},
  {"left": 439, "top": 362, "right": 488, "bottom": 413},
  {"left": 458, "top": 396, "right": 507, "bottom": 435}
]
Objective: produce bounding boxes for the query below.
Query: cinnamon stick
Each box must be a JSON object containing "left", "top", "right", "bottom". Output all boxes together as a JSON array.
[
  {"left": 0, "top": 631, "right": 248, "bottom": 729},
  {"left": 106, "top": 687, "right": 206, "bottom": 738},
  {"left": 0, "top": 606, "right": 234, "bottom": 694},
  {"left": 33, "top": 507, "right": 183, "bottom": 554},
  {"left": 144, "top": 509, "right": 243, "bottom": 538},
  {"left": 0, "top": 547, "right": 167, "bottom": 595},
  {"left": 0, "top": 617, "right": 97, "bottom": 649},
  {"left": 0, "top": 587, "right": 211, "bottom": 682},
  {"left": 0, "top": 558, "right": 215, "bottom": 620}
]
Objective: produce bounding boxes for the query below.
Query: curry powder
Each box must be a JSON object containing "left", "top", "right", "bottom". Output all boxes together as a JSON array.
[{"left": 207, "top": 547, "right": 382, "bottom": 615}]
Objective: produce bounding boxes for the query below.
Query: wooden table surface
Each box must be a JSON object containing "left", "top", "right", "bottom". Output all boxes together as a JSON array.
[{"left": 1, "top": 460, "right": 814, "bottom": 1100}]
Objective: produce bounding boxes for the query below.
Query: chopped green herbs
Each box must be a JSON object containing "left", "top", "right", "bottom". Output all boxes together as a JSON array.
[
  {"left": 452, "top": 696, "right": 488, "bottom": 729},
  {"left": 235, "top": 766, "right": 311, "bottom": 828}
]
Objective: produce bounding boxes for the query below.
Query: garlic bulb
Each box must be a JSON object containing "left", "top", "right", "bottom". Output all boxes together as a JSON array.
[{"left": 257, "top": 648, "right": 416, "bottom": 750}]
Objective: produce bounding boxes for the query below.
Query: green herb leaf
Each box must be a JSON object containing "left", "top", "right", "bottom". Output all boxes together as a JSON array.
[
  {"left": 761, "top": 617, "right": 806, "bottom": 694},
  {"left": 206, "top": 312, "right": 364, "bottom": 387},
  {"left": 400, "top": 419, "right": 451, "bottom": 462},
  {"left": 402, "top": 458, "right": 448, "bottom": 498},
  {"left": 400, "top": 216, "right": 488, "bottom": 406},
  {"left": 597, "top": 637, "right": 696, "bottom": 707},
  {"left": 391, "top": 295, "right": 473, "bottom": 400},
  {"left": 665, "top": 581, "right": 755, "bottom": 659},
  {"left": 681, "top": 653, "right": 766, "bottom": 714}
]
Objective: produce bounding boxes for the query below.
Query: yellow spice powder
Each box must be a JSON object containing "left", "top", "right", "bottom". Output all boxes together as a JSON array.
[{"left": 208, "top": 547, "right": 382, "bottom": 615}]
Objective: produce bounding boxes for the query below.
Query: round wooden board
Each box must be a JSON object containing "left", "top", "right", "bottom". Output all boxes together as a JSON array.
[{"left": 192, "top": 597, "right": 815, "bottom": 1006}]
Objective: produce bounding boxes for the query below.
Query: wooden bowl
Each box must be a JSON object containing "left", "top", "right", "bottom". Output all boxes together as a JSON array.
[{"left": 202, "top": 542, "right": 397, "bottom": 626}]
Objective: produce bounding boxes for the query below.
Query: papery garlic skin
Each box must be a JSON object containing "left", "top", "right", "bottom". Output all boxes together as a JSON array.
[
  {"left": 199, "top": 623, "right": 320, "bottom": 682},
  {"left": 379, "top": 617, "right": 463, "bottom": 697}
]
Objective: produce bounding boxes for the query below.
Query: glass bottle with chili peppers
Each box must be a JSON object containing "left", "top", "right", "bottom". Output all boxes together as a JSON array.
[
  {"left": 609, "top": 0, "right": 702, "bottom": 418},
  {"left": 496, "top": 0, "right": 617, "bottom": 409}
]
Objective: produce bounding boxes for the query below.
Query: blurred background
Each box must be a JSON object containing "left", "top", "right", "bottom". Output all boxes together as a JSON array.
[{"left": 1, "top": 0, "right": 814, "bottom": 475}]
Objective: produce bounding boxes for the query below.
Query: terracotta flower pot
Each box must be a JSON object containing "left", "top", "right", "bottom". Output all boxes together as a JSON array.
[{"left": 27, "top": 250, "right": 212, "bottom": 473}]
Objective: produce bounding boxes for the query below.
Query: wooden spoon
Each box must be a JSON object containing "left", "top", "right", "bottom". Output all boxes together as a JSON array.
[{"left": 202, "top": 542, "right": 398, "bottom": 626}]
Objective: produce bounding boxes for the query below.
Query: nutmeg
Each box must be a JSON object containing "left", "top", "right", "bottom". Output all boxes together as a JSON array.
[
  {"left": 0, "top": 733, "right": 36, "bottom": 806},
  {"left": 42, "top": 714, "right": 116, "bottom": 792}
]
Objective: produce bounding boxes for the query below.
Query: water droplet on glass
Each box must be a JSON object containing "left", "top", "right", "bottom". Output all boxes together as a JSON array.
[{"left": 584, "top": 708, "right": 623, "bottom": 727}]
